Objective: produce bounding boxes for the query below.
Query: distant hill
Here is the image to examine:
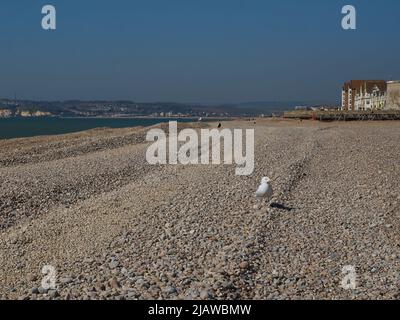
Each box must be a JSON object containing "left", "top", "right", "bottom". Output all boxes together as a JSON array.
[{"left": 0, "top": 99, "right": 338, "bottom": 117}]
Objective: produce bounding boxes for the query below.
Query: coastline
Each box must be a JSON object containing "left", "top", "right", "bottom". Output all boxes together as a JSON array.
[{"left": 0, "top": 117, "right": 225, "bottom": 140}]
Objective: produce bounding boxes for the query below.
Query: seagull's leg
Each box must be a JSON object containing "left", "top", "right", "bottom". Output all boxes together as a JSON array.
[
  {"left": 254, "top": 198, "right": 262, "bottom": 210},
  {"left": 260, "top": 198, "right": 268, "bottom": 212}
]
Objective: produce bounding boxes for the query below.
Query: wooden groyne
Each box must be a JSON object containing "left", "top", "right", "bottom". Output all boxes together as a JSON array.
[{"left": 284, "top": 110, "right": 400, "bottom": 121}]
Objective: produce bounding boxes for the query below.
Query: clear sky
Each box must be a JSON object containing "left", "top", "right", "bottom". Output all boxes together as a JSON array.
[{"left": 0, "top": 0, "right": 399, "bottom": 104}]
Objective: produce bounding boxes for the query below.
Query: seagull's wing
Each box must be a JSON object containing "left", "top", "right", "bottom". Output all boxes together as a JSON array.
[{"left": 255, "top": 183, "right": 268, "bottom": 198}]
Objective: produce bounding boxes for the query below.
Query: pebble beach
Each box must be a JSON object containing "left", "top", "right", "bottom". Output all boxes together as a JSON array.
[{"left": 0, "top": 119, "right": 399, "bottom": 300}]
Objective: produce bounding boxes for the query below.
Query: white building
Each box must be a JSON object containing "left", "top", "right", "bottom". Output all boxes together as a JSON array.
[
  {"left": 354, "top": 82, "right": 387, "bottom": 111},
  {"left": 386, "top": 81, "right": 400, "bottom": 110},
  {"left": 342, "top": 80, "right": 387, "bottom": 111}
]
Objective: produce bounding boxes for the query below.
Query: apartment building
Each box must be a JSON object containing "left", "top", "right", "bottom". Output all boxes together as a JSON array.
[{"left": 341, "top": 80, "right": 387, "bottom": 111}]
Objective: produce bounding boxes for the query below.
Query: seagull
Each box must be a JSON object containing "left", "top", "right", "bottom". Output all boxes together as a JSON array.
[{"left": 255, "top": 177, "right": 274, "bottom": 205}]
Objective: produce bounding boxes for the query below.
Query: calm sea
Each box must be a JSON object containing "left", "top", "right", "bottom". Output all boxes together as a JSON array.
[{"left": 0, "top": 117, "right": 200, "bottom": 140}]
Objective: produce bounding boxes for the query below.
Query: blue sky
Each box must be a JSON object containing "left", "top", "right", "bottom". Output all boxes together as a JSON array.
[{"left": 0, "top": 0, "right": 399, "bottom": 103}]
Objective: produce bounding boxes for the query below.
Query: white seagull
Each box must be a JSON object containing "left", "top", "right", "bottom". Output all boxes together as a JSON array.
[{"left": 255, "top": 177, "right": 274, "bottom": 205}]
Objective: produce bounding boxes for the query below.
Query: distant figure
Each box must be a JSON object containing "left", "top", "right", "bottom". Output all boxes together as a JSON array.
[
  {"left": 217, "top": 123, "right": 222, "bottom": 128},
  {"left": 198, "top": 117, "right": 203, "bottom": 122},
  {"left": 255, "top": 177, "right": 274, "bottom": 206}
]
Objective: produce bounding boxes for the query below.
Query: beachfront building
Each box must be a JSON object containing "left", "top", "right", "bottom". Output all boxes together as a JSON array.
[
  {"left": 354, "top": 82, "right": 387, "bottom": 111},
  {"left": 341, "top": 80, "right": 387, "bottom": 111},
  {"left": 386, "top": 81, "right": 400, "bottom": 110}
]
